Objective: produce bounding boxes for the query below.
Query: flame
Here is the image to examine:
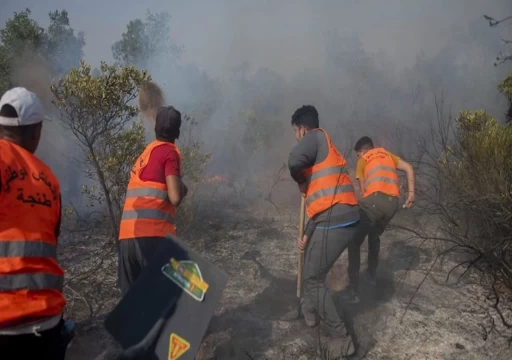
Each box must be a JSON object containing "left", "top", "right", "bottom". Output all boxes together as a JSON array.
[{"left": 203, "top": 175, "right": 228, "bottom": 184}]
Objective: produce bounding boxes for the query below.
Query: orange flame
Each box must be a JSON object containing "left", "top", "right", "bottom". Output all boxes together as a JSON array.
[{"left": 203, "top": 175, "right": 228, "bottom": 184}]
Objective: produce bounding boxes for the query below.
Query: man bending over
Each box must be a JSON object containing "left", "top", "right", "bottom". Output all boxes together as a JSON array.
[{"left": 345, "top": 136, "right": 415, "bottom": 303}]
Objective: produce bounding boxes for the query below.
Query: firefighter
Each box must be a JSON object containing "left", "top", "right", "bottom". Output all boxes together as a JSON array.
[
  {"left": 0, "top": 87, "right": 69, "bottom": 359},
  {"left": 344, "top": 136, "right": 415, "bottom": 303},
  {"left": 118, "top": 106, "right": 188, "bottom": 295},
  {"left": 287, "top": 105, "right": 358, "bottom": 358}
]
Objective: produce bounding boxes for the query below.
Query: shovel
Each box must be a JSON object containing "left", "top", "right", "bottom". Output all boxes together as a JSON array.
[
  {"left": 280, "top": 196, "right": 306, "bottom": 322},
  {"left": 297, "top": 196, "right": 306, "bottom": 298}
]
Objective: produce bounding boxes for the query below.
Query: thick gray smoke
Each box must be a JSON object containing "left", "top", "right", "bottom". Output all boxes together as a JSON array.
[
  {"left": 5, "top": 47, "right": 85, "bottom": 206},
  {"left": 140, "top": 0, "right": 511, "bottom": 181},
  {"left": 2, "top": 0, "right": 511, "bottom": 206}
]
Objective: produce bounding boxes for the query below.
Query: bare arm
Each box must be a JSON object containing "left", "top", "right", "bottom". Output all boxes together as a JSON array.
[
  {"left": 165, "top": 175, "right": 186, "bottom": 207},
  {"left": 396, "top": 159, "right": 415, "bottom": 207}
]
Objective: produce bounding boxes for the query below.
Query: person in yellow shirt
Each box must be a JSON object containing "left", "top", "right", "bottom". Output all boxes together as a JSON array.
[{"left": 343, "top": 136, "right": 415, "bottom": 303}]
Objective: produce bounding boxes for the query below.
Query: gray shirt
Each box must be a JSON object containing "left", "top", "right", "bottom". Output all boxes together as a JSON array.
[{"left": 288, "top": 129, "right": 360, "bottom": 237}]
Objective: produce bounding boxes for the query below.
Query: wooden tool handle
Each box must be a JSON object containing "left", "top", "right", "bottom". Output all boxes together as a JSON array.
[{"left": 297, "top": 196, "right": 306, "bottom": 298}]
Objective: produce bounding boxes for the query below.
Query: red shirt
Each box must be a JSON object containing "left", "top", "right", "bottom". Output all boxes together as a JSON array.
[{"left": 139, "top": 144, "right": 181, "bottom": 183}]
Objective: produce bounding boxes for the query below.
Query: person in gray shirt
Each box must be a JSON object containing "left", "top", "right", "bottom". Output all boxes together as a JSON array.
[{"left": 285, "top": 105, "right": 359, "bottom": 358}]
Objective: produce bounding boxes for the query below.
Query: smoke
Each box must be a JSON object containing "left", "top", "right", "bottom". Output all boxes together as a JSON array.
[
  {"left": 130, "top": 1, "right": 511, "bottom": 205},
  {"left": 138, "top": 80, "right": 166, "bottom": 124},
  {"left": 9, "top": 50, "right": 54, "bottom": 112},
  {"left": 2, "top": 0, "right": 511, "bottom": 207},
  {"left": 7, "top": 48, "right": 85, "bottom": 207}
]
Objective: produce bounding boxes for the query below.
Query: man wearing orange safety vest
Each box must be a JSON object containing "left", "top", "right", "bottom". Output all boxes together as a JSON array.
[
  {"left": 0, "top": 87, "right": 70, "bottom": 359},
  {"left": 286, "top": 105, "right": 358, "bottom": 358},
  {"left": 344, "top": 136, "right": 415, "bottom": 303},
  {"left": 118, "top": 106, "right": 188, "bottom": 295}
]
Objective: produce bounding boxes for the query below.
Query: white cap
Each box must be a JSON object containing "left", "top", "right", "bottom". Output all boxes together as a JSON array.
[{"left": 0, "top": 87, "right": 44, "bottom": 126}]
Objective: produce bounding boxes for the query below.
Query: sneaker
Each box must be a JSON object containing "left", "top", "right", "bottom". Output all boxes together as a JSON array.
[
  {"left": 340, "top": 286, "right": 360, "bottom": 304},
  {"left": 364, "top": 271, "right": 377, "bottom": 286},
  {"left": 322, "top": 334, "right": 356, "bottom": 358}
]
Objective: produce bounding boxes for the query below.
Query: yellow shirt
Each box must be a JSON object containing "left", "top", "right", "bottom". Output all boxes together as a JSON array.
[{"left": 355, "top": 150, "right": 400, "bottom": 179}]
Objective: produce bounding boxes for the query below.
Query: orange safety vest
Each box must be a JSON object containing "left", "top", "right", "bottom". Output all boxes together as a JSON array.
[
  {"left": 0, "top": 140, "right": 65, "bottom": 328},
  {"left": 362, "top": 147, "right": 400, "bottom": 198},
  {"left": 303, "top": 129, "right": 358, "bottom": 219},
  {"left": 118, "top": 140, "right": 179, "bottom": 240}
]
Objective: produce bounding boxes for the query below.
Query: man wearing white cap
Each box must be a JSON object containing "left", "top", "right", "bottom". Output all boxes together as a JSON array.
[{"left": 0, "top": 87, "right": 70, "bottom": 359}]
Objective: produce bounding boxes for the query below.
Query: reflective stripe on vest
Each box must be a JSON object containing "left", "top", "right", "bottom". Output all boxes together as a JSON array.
[
  {"left": 121, "top": 209, "right": 175, "bottom": 224},
  {"left": 0, "top": 273, "right": 64, "bottom": 291},
  {"left": 0, "top": 240, "right": 62, "bottom": 291},
  {"left": 306, "top": 166, "right": 349, "bottom": 184},
  {"left": 306, "top": 184, "right": 356, "bottom": 205},
  {"left": 365, "top": 165, "right": 396, "bottom": 180},
  {"left": 118, "top": 141, "right": 178, "bottom": 240},
  {"left": 0, "top": 240, "right": 57, "bottom": 258},
  {"left": 303, "top": 129, "right": 358, "bottom": 218},
  {"left": 362, "top": 148, "right": 400, "bottom": 198},
  {"left": 125, "top": 187, "right": 169, "bottom": 200},
  {"left": 365, "top": 175, "right": 399, "bottom": 187}
]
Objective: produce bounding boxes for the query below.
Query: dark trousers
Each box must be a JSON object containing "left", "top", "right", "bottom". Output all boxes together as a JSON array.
[
  {"left": 301, "top": 222, "right": 360, "bottom": 336},
  {"left": 118, "top": 237, "right": 162, "bottom": 296},
  {"left": 348, "top": 192, "right": 399, "bottom": 289},
  {"left": 0, "top": 319, "right": 67, "bottom": 360}
]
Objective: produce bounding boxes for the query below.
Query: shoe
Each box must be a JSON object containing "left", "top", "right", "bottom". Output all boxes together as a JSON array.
[
  {"left": 338, "top": 334, "right": 356, "bottom": 358},
  {"left": 302, "top": 307, "right": 318, "bottom": 327},
  {"left": 322, "top": 334, "right": 356, "bottom": 358},
  {"left": 280, "top": 307, "right": 318, "bottom": 327},
  {"left": 340, "top": 286, "right": 360, "bottom": 304},
  {"left": 364, "top": 271, "right": 377, "bottom": 286}
]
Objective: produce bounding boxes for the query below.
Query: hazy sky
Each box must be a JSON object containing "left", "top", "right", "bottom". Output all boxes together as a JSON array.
[{"left": 1, "top": 0, "right": 511, "bottom": 78}]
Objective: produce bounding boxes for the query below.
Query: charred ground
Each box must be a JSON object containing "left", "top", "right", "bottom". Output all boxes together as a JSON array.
[{"left": 62, "top": 181, "right": 512, "bottom": 360}]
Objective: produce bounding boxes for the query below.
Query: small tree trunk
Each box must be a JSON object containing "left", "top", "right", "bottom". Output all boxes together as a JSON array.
[{"left": 89, "top": 146, "right": 119, "bottom": 239}]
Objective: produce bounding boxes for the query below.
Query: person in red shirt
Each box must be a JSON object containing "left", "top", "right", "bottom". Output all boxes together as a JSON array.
[
  {"left": 118, "top": 106, "right": 188, "bottom": 295},
  {"left": 139, "top": 141, "right": 181, "bottom": 183}
]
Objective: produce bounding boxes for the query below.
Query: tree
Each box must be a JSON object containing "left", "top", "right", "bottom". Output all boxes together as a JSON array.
[
  {"left": 407, "top": 72, "right": 512, "bottom": 330},
  {"left": 112, "top": 10, "right": 182, "bottom": 69},
  {"left": 46, "top": 10, "right": 86, "bottom": 76},
  {"left": 498, "top": 73, "right": 512, "bottom": 122},
  {"left": 114, "top": 11, "right": 212, "bottom": 222},
  {"left": 0, "top": 8, "right": 84, "bottom": 94},
  {"left": 0, "top": 8, "right": 45, "bottom": 56},
  {"left": 437, "top": 106, "right": 512, "bottom": 294},
  {"left": 0, "top": 48, "right": 10, "bottom": 93},
  {"left": 51, "top": 61, "right": 150, "bottom": 237},
  {"left": 484, "top": 15, "right": 512, "bottom": 66},
  {"left": 0, "top": 9, "right": 45, "bottom": 94}
]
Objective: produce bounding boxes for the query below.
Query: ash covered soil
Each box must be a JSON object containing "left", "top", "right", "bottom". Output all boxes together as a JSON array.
[{"left": 64, "top": 196, "right": 512, "bottom": 360}]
